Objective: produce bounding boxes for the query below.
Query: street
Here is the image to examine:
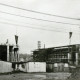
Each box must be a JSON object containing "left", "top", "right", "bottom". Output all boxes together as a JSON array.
[{"left": 0, "top": 72, "right": 71, "bottom": 80}]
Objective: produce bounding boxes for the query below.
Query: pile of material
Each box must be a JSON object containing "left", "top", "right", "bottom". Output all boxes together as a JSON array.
[{"left": 67, "top": 67, "right": 80, "bottom": 80}]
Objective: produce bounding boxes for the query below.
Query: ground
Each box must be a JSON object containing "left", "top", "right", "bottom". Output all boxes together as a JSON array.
[{"left": 0, "top": 72, "right": 71, "bottom": 80}]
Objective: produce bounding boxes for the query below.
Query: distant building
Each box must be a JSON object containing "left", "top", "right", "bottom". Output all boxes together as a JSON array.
[
  {"left": 33, "top": 44, "right": 80, "bottom": 66},
  {"left": 19, "top": 54, "right": 33, "bottom": 62},
  {"left": 0, "top": 44, "right": 19, "bottom": 62}
]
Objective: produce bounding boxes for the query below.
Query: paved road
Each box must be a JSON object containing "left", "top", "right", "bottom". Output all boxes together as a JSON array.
[{"left": 0, "top": 72, "right": 71, "bottom": 80}]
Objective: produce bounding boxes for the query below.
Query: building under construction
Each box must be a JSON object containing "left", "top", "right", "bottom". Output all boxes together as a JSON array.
[
  {"left": 33, "top": 44, "right": 80, "bottom": 72},
  {"left": 0, "top": 35, "right": 19, "bottom": 62},
  {"left": 0, "top": 43, "right": 19, "bottom": 62}
]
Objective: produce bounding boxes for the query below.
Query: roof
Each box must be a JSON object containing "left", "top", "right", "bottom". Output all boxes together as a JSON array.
[{"left": 33, "top": 44, "right": 80, "bottom": 51}]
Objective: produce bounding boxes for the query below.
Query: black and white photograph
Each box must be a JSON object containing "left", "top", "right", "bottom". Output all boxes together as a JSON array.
[{"left": 0, "top": 0, "right": 80, "bottom": 80}]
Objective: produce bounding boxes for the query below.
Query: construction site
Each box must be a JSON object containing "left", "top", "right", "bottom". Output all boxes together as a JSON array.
[{"left": 0, "top": 0, "right": 80, "bottom": 80}]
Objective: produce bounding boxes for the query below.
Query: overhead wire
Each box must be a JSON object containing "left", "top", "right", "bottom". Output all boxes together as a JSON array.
[
  {"left": 0, "top": 3, "right": 79, "bottom": 20},
  {"left": 0, "top": 21, "right": 69, "bottom": 33},
  {"left": 0, "top": 3, "right": 80, "bottom": 46},
  {"left": 0, "top": 3, "right": 79, "bottom": 34},
  {"left": 0, "top": 21, "right": 79, "bottom": 34},
  {"left": 0, "top": 10, "right": 79, "bottom": 26},
  {"left": 0, "top": 17, "right": 67, "bottom": 30}
]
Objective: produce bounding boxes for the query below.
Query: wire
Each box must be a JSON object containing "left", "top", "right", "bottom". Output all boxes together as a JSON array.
[
  {"left": 0, "top": 21, "right": 79, "bottom": 34},
  {"left": 0, "top": 20, "right": 79, "bottom": 35},
  {"left": 0, "top": 3, "right": 79, "bottom": 20},
  {"left": 0, "top": 21, "right": 69, "bottom": 33},
  {"left": 0, "top": 17, "right": 67, "bottom": 30},
  {"left": 0, "top": 10, "right": 79, "bottom": 26}
]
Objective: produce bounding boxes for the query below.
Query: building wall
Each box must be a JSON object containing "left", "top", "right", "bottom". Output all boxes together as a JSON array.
[
  {"left": 33, "top": 44, "right": 80, "bottom": 66},
  {"left": 0, "top": 61, "right": 13, "bottom": 73},
  {"left": 19, "top": 62, "right": 46, "bottom": 72},
  {"left": 26, "top": 62, "right": 46, "bottom": 72}
]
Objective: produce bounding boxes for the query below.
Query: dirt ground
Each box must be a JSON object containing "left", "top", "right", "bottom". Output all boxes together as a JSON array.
[{"left": 0, "top": 72, "right": 71, "bottom": 80}]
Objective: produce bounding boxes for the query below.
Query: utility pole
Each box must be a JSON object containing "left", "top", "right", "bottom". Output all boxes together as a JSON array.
[
  {"left": 69, "top": 32, "right": 72, "bottom": 45},
  {"left": 68, "top": 31, "right": 72, "bottom": 64},
  {"left": 15, "top": 26, "right": 19, "bottom": 62}
]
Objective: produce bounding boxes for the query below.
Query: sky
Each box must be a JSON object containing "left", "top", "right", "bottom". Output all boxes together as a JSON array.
[{"left": 0, "top": 0, "right": 80, "bottom": 54}]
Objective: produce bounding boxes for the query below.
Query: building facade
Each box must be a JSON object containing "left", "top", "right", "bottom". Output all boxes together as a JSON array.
[{"left": 33, "top": 44, "right": 80, "bottom": 66}]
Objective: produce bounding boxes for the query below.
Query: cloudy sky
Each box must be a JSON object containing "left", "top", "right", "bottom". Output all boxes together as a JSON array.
[{"left": 0, "top": 0, "right": 80, "bottom": 54}]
